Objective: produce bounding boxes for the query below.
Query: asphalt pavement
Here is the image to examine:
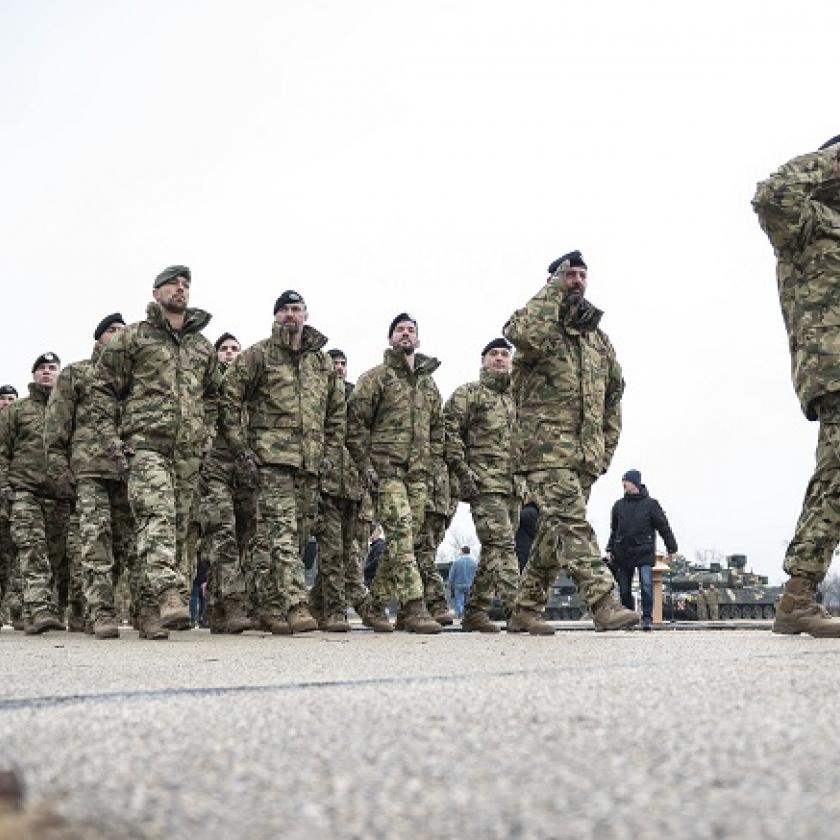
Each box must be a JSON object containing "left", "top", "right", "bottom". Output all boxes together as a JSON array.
[{"left": 0, "top": 621, "right": 837, "bottom": 839}]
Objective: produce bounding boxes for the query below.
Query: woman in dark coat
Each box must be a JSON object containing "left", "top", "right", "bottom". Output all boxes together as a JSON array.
[{"left": 606, "top": 469, "right": 678, "bottom": 630}]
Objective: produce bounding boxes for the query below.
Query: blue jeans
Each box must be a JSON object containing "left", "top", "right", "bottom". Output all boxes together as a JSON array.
[
  {"left": 189, "top": 580, "right": 206, "bottom": 626},
  {"left": 452, "top": 587, "right": 470, "bottom": 618},
  {"left": 616, "top": 564, "right": 653, "bottom": 619}
]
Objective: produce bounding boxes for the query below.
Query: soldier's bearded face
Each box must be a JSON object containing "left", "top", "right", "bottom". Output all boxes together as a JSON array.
[
  {"left": 99, "top": 322, "right": 126, "bottom": 346},
  {"left": 153, "top": 276, "right": 191, "bottom": 313},
  {"left": 275, "top": 303, "right": 307, "bottom": 333},
  {"left": 217, "top": 340, "right": 241, "bottom": 365},
  {"left": 482, "top": 348, "right": 512, "bottom": 372},
  {"left": 332, "top": 357, "right": 347, "bottom": 379},
  {"left": 0, "top": 395, "right": 16, "bottom": 408},
  {"left": 389, "top": 322, "right": 419, "bottom": 355},
  {"left": 33, "top": 363, "right": 60, "bottom": 388},
  {"left": 561, "top": 268, "right": 587, "bottom": 303}
]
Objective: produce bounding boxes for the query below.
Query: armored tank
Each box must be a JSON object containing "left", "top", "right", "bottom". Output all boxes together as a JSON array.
[{"left": 663, "top": 554, "right": 782, "bottom": 620}]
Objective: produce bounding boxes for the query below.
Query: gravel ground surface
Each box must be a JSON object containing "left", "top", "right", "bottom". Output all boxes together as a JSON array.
[{"left": 0, "top": 622, "right": 837, "bottom": 839}]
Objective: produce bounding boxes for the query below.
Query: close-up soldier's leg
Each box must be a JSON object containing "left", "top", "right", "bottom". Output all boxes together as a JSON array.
[
  {"left": 248, "top": 468, "right": 285, "bottom": 629},
  {"left": 64, "top": 507, "right": 85, "bottom": 631},
  {"left": 11, "top": 491, "right": 63, "bottom": 632},
  {"left": 774, "top": 422, "right": 840, "bottom": 636},
  {"left": 311, "top": 494, "right": 350, "bottom": 630},
  {"left": 45, "top": 498, "right": 72, "bottom": 622},
  {"left": 173, "top": 452, "right": 201, "bottom": 602},
  {"left": 110, "top": 481, "right": 136, "bottom": 625},
  {"left": 413, "top": 507, "right": 451, "bottom": 623},
  {"left": 344, "top": 509, "right": 372, "bottom": 615},
  {"left": 233, "top": 487, "right": 259, "bottom": 618},
  {"left": 285, "top": 473, "right": 318, "bottom": 631}
]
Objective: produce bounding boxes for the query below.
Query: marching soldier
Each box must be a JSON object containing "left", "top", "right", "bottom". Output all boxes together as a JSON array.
[{"left": 0, "top": 385, "right": 20, "bottom": 628}]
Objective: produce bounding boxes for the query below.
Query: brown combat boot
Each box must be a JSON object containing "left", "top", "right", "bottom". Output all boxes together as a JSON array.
[
  {"left": 324, "top": 612, "right": 351, "bottom": 632},
  {"left": 158, "top": 589, "right": 191, "bottom": 630},
  {"left": 222, "top": 596, "right": 253, "bottom": 634},
  {"left": 461, "top": 610, "right": 501, "bottom": 633},
  {"left": 139, "top": 606, "right": 169, "bottom": 640},
  {"left": 287, "top": 604, "right": 318, "bottom": 633},
  {"left": 506, "top": 608, "right": 555, "bottom": 635},
  {"left": 402, "top": 599, "right": 443, "bottom": 634},
  {"left": 591, "top": 595, "right": 640, "bottom": 631},
  {"left": 24, "top": 610, "right": 66, "bottom": 635},
  {"left": 358, "top": 604, "right": 394, "bottom": 633},
  {"left": 430, "top": 602, "right": 455, "bottom": 626},
  {"left": 261, "top": 614, "right": 292, "bottom": 635},
  {"left": 93, "top": 613, "right": 119, "bottom": 640},
  {"left": 773, "top": 577, "right": 840, "bottom": 637}
]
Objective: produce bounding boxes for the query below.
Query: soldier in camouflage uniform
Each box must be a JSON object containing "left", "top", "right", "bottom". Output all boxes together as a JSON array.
[
  {"left": 45, "top": 313, "right": 134, "bottom": 640},
  {"left": 90, "top": 266, "right": 220, "bottom": 640},
  {"left": 0, "top": 385, "right": 21, "bottom": 629},
  {"left": 0, "top": 354, "right": 73, "bottom": 634},
  {"left": 346, "top": 313, "right": 446, "bottom": 634},
  {"left": 198, "top": 332, "right": 254, "bottom": 634},
  {"left": 220, "top": 291, "right": 342, "bottom": 635},
  {"left": 445, "top": 337, "right": 521, "bottom": 633},
  {"left": 753, "top": 135, "right": 840, "bottom": 637},
  {"left": 504, "top": 251, "right": 639, "bottom": 635},
  {"left": 309, "top": 350, "right": 383, "bottom": 632}
]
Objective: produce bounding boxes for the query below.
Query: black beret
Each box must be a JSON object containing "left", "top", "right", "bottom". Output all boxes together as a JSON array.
[
  {"left": 154, "top": 265, "right": 191, "bottom": 289},
  {"left": 93, "top": 312, "right": 126, "bottom": 342},
  {"left": 819, "top": 135, "right": 840, "bottom": 151},
  {"left": 214, "top": 332, "right": 240, "bottom": 351},
  {"left": 481, "top": 337, "right": 512, "bottom": 357},
  {"left": 274, "top": 290, "right": 305, "bottom": 314},
  {"left": 388, "top": 313, "right": 418, "bottom": 337},
  {"left": 0, "top": 384, "right": 18, "bottom": 397},
  {"left": 327, "top": 348, "right": 347, "bottom": 361},
  {"left": 32, "top": 352, "right": 60, "bottom": 373},
  {"left": 548, "top": 251, "right": 587, "bottom": 274}
]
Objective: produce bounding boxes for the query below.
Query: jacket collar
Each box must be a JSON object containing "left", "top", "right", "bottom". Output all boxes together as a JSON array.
[
  {"left": 146, "top": 302, "right": 212, "bottom": 335},
  {"left": 28, "top": 382, "right": 51, "bottom": 403},
  {"left": 269, "top": 322, "right": 328, "bottom": 353},
  {"left": 479, "top": 367, "right": 511, "bottom": 393}
]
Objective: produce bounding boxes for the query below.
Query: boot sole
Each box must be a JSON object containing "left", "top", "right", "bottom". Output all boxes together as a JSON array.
[{"left": 594, "top": 615, "right": 641, "bottom": 632}]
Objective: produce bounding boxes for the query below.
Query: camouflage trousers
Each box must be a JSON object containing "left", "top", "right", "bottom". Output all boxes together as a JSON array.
[
  {"left": 0, "top": 505, "right": 21, "bottom": 620},
  {"left": 467, "top": 492, "right": 521, "bottom": 616},
  {"left": 414, "top": 510, "right": 451, "bottom": 613},
  {"left": 10, "top": 491, "right": 72, "bottom": 618},
  {"left": 249, "top": 466, "right": 318, "bottom": 618},
  {"left": 198, "top": 476, "right": 248, "bottom": 604},
  {"left": 784, "top": 421, "right": 840, "bottom": 582},
  {"left": 65, "top": 509, "right": 85, "bottom": 621},
  {"left": 370, "top": 474, "right": 425, "bottom": 608},
  {"left": 310, "top": 495, "right": 371, "bottom": 619},
  {"left": 127, "top": 449, "right": 200, "bottom": 603},
  {"left": 515, "top": 469, "right": 614, "bottom": 613},
  {"left": 77, "top": 477, "right": 136, "bottom": 622}
]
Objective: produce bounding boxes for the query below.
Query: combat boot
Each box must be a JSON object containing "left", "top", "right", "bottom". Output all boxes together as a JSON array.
[
  {"left": 358, "top": 604, "right": 393, "bottom": 633},
  {"left": 506, "top": 608, "right": 555, "bottom": 635},
  {"left": 262, "top": 614, "right": 292, "bottom": 635},
  {"left": 324, "top": 612, "right": 351, "bottom": 633},
  {"left": 10, "top": 610, "right": 24, "bottom": 632},
  {"left": 67, "top": 614, "right": 86, "bottom": 633},
  {"left": 158, "top": 589, "right": 191, "bottom": 631},
  {"left": 138, "top": 606, "right": 169, "bottom": 640},
  {"left": 93, "top": 614, "right": 120, "bottom": 640},
  {"left": 24, "top": 610, "right": 65, "bottom": 635},
  {"left": 461, "top": 610, "right": 501, "bottom": 633},
  {"left": 287, "top": 604, "right": 318, "bottom": 633},
  {"left": 591, "top": 595, "right": 640, "bottom": 631},
  {"left": 222, "top": 596, "right": 253, "bottom": 634},
  {"left": 402, "top": 599, "right": 443, "bottom": 634},
  {"left": 773, "top": 577, "right": 840, "bottom": 637},
  {"left": 429, "top": 602, "right": 455, "bottom": 626}
]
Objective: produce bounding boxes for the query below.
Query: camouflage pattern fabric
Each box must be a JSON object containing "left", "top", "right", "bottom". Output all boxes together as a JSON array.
[
  {"left": 89, "top": 303, "right": 219, "bottom": 458},
  {"left": 504, "top": 281, "right": 623, "bottom": 479},
  {"left": 467, "top": 493, "right": 521, "bottom": 616},
  {"left": 414, "top": 509, "right": 450, "bottom": 612},
  {"left": 77, "top": 477, "right": 135, "bottom": 621},
  {"left": 514, "top": 469, "right": 614, "bottom": 612},
  {"left": 0, "top": 502, "right": 19, "bottom": 621},
  {"left": 65, "top": 510, "right": 84, "bottom": 622},
  {"left": 369, "top": 474, "right": 425, "bottom": 608},
  {"left": 10, "top": 491, "right": 71, "bottom": 618},
  {"left": 219, "top": 323, "right": 345, "bottom": 472},
  {"left": 249, "top": 466, "right": 317, "bottom": 617},
  {"left": 198, "top": 476, "right": 248, "bottom": 603},
  {"left": 696, "top": 591, "right": 709, "bottom": 620},
  {"left": 310, "top": 494, "right": 358, "bottom": 618},
  {"left": 127, "top": 449, "right": 200, "bottom": 602},
  {"left": 346, "top": 348, "right": 444, "bottom": 479}
]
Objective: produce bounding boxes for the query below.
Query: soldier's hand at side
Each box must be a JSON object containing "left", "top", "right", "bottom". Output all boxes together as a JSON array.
[
  {"left": 234, "top": 450, "right": 260, "bottom": 490},
  {"left": 364, "top": 466, "right": 379, "bottom": 489}
]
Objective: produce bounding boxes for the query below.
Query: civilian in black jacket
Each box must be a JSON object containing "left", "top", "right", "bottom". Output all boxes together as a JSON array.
[{"left": 606, "top": 469, "right": 678, "bottom": 631}]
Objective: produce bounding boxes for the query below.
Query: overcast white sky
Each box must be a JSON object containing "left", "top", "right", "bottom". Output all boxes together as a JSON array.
[{"left": 3, "top": 0, "right": 839, "bottom": 582}]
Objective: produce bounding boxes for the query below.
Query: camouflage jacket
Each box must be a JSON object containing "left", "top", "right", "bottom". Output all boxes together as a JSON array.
[
  {"left": 504, "top": 280, "right": 623, "bottom": 477},
  {"left": 322, "top": 379, "right": 362, "bottom": 501},
  {"left": 753, "top": 147, "right": 840, "bottom": 420},
  {"left": 201, "top": 361, "right": 238, "bottom": 485},
  {"left": 346, "top": 348, "right": 444, "bottom": 478},
  {"left": 0, "top": 383, "right": 63, "bottom": 496},
  {"left": 425, "top": 455, "right": 454, "bottom": 516},
  {"left": 90, "top": 303, "right": 219, "bottom": 457},
  {"left": 45, "top": 344, "right": 120, "bottom": 481},
  {"left": 220, "top": 323, "right": 344, "bottom": 476}
]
